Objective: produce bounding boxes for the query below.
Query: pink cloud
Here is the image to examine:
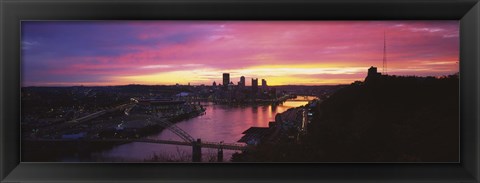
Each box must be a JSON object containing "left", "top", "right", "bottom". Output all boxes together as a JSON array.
[{"left": 22, "top": 21, "right": 459, "bottom": 86}]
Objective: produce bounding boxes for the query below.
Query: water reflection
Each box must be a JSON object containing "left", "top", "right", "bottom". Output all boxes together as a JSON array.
[{"left": 96, "top": 96, "right": 315, "bottom": 162}]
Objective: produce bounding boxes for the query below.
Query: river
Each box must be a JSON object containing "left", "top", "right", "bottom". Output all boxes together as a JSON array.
[{"left": 93, "top": 96, "right": 316, "bottom": 162}]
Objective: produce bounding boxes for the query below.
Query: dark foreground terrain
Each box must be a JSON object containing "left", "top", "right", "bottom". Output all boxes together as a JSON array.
[{"left": 233, "top": 73, "right": 459, "bottom": 162}]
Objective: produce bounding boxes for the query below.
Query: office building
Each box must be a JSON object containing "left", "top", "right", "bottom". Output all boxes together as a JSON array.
[
  {"left": 261, "top": 79, "right": 267, "bottom": 91},
  {"left": 223, "top": 73, "right": 230, "bottom": 87},
  {"left": 252, "top": 78, "right": 258, "bottom": 93},
  {"left": 239, "top": 76, "right": 246, "bottom": 87}
]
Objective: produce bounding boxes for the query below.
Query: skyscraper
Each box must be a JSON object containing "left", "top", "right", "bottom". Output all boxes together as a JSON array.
[
  {"left": 261, "top": 79, "right": 267, "bottom": 91},
  {"left": 240, "top": 76, "right": 246, "bottom": 87},
  {"left": 252, "top": 78, "right": 258, "bottom": 93},
  {"left": 223, "top": 73, "right": 230, "bottom": 87}
]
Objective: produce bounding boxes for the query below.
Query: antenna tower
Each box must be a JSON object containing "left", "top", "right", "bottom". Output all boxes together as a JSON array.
[{"left": 383, "top": 31, "right": 387, "bottom": 75}]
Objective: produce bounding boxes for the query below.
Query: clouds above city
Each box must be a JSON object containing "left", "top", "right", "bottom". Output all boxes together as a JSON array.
[{"left": 22, "top": 21, "right": 459, "bottom": 86}]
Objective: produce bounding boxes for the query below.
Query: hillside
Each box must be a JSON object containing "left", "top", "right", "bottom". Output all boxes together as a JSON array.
[
  {"left": 307, "top": 74, "right": 459, "bottom": 162},
  {"left": 232, "top": 73, "right": 459, "bottom": 162}
]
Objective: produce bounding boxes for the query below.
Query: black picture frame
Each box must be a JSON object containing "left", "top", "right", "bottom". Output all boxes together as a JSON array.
[{"left": 1, "top": 0, "right": 479, "bottom": 182}]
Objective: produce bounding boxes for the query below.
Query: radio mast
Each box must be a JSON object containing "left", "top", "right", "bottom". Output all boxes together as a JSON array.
[{"left": 383, "top": 31, "right": 387, "bottom": 75}]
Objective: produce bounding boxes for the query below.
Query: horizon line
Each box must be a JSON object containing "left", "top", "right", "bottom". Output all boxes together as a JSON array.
[
  {"left": 21, "top": 72, "right": 459, "bottom": 88},
  {"left": 21, "top": 83, "right": 351, "bottom": 88}
]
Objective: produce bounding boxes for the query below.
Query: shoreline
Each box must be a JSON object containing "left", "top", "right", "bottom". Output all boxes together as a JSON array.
[{"left": 22, "top": 96, "right": 315, "bottom": 162}]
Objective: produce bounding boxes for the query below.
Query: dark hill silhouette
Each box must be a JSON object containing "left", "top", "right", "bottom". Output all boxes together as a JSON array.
[
  {"left": 232, "top": 71, "right": 459, "bottom": 162},
  {"left": 306, "top": 73, "right": 459, "bottom": 162}
]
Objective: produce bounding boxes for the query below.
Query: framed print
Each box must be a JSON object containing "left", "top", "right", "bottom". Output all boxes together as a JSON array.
[
  {"left": 1, "top": 0, "right": 479, "bottom": 182},
  {"left": 18, "top": 20, "right": 460, "bottom": 163}
]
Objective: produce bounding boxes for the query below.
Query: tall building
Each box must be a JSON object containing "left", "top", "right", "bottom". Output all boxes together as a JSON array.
[
  {"left": 213, "top": 81, "right": 217, "bottom": 86},
  {"left": 367, "top": 66, "right": 380, "bottom": 77},
  {"left": 261, "top": 79, "right": 267, "bottom": 91},
  {"left": 365, "top": 66, "right": 381, "bottom": 84},
  {"left": 223, "top": 73, "right": 230, "bottom": 87},
  {"left": 239, "top": 76, "right": 246, "bottom": 87},
  {"left": 252, "top": 78, "right": 258, "bottom": 93}
]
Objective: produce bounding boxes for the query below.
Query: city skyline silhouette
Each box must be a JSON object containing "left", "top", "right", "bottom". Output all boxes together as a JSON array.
[{"left": 21, "top": 21, "right": 458, "bottom": 87}]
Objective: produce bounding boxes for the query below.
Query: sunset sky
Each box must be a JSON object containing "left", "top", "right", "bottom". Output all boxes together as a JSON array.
[{"left": 21, "top": 21, "right": 459, "bottom": 86}]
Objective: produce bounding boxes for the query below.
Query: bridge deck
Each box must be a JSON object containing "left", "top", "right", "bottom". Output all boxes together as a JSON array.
[{"left": 27, "top": 138, "right": 247, "bottom": 151}]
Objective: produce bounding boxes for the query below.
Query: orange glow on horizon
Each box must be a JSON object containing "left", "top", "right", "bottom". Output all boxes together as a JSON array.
[{"left": 22, "top": 21, "right": 459, "bottom": 87}]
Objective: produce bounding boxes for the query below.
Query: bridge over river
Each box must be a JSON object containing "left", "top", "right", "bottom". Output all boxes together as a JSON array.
[
  {"left": 28, "top": 138, "right": 247, "bottom": 151},
  {"left": 29, "top": 114, "right": 247, "bottom": 162},
  {"left": 35, "top": 96, "right": 314, "bottom": 162}
]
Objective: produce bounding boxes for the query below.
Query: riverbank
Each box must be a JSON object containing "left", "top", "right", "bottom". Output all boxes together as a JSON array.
[
  {"left": 232, "top": 98, "right": 320, "bottom": 161},
  {"left": 191, "top": 94, "right": 297, "bottom": 106},
  {"left": 94, "top": 96, "right": 315, "bottom": 162},
  {"left": 22, "top": 96, "right": 315, "bottom": 162},
  {"left": 22, "top": 102, "right": 206, "bottom": 162}
]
